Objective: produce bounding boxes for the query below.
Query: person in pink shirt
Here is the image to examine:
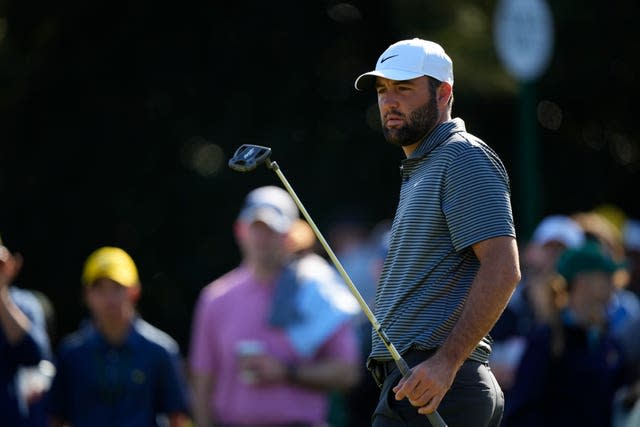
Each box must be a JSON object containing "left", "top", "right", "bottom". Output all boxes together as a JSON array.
[{"left": 189, "top": 185, "right": 361, "bottom": 427}]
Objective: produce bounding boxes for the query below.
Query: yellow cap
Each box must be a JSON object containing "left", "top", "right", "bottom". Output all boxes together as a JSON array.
[{"left": 81, "top": 246, "right": 139, "bottom": 288}]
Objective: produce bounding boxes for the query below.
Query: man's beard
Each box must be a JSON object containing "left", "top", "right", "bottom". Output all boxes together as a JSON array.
[{"left": 382, "top": 96, "right": 439, "bottom": 147}]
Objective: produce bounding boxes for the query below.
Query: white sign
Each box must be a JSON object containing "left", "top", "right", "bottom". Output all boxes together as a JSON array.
[{"left": 494, "top": 0, "right": 554, "bottom": 82}]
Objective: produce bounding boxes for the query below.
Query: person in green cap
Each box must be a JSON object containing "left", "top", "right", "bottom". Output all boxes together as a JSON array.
[{"left": 503, "top": 240, "right": 632, "bottom": 427}]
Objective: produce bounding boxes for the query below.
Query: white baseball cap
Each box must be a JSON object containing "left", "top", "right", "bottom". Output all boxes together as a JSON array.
[
  {"left": 238, "top": 186, "right": 299, "bottom": 234},
  {"left": 531, "top": 215, "right": 585, "bottom": 249},
  {"left": 354, "top": 38, "right": 454, "bottom": 91}
]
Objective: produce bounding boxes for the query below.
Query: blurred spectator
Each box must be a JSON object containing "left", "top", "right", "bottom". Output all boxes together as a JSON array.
[
  {"left": 327, "top": 210, "right": 378, "bottom": 313},
  {"left": 285, "top": 217, "right": 364, "bottom": 427},
  {"left": 326, "top": 209, "right": 370, "bottom": 256},
  {"left": 189, "top": 185, "right": 361, "bottom": 427},
  {"left": 16, "top": 288, "right": 56, "bottom": 427},
  {"left": 49, "top": 246, "right": 190, "bottom": 427},
  {"left": 613, "top": 217, "right": 640, "bottom": 427},
  {"left": 613, "top": 313, "right": 640, "bottom": 427},
  {"left": 592, "top": 204, "right": 628, "bottom": 241},
  {"left": 503, "top": 240, "right": 630, "bottom": 427},
  {"left": 572, "top": 211, "right": 640, "bottom": 337},
  {"left": 0, "top": 239, "right": 52, "bottom": 427},
  {"left": 622, "top": 219, "right": 640, "bottom": 297},
  {"left": 329, "top": 217, "right": 392, "bottom": 342},
  {"left": 490, "top": 215, "right": 585, "bottom": 393}
]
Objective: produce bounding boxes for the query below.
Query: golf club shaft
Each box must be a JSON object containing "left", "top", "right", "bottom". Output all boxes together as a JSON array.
[{"left": 269, "top": 161, "right": 447, "bottom": 427}]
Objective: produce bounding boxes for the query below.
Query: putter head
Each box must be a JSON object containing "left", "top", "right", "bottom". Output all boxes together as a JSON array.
[{"left": 228, "top": 144, "right": 272, "bottom": 172}]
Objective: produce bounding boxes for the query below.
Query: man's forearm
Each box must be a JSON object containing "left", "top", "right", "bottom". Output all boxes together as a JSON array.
[{"left": 293, "top": 359, "right": 361, "bottom": 392}]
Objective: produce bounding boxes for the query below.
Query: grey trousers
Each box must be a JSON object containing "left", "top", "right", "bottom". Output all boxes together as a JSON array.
[{"left": 370, "top": 353, "right": 504, "bottom": 427}]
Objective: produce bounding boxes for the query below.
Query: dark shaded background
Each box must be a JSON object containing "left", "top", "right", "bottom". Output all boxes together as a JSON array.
[{"left": 1, "top": 0, "right": 638, "bottom": 352}]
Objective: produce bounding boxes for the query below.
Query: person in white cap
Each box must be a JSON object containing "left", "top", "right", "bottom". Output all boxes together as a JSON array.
[
  {"left": 355, "top": 38, "right": 521, "bottom": 426},
  {"left": 188, "top": 185, "right": 361, "bottom": 427}
]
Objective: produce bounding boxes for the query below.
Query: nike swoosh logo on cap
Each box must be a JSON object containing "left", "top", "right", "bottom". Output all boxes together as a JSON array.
[{"left": 380, "top": 54, "right": 398, "bottom": 63}]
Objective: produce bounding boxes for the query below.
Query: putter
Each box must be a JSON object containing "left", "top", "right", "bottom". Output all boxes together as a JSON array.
[{"left": 229, "top": 144, "right": 447, "bottom": 427}]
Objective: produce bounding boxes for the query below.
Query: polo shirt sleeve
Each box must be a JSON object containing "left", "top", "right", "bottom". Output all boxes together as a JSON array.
[{"left": 442, "top": 140, "right": 515, "bottom": 252}]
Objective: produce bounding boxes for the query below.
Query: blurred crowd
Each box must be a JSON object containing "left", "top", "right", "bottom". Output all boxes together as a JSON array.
[
  {"left": 2, "top": 192, "right": 640, "bottom": 427},
  {"left": 0, "top": 186, "right": 389, "bottom": 427},
  {"left": 489, "top": 208, "right": 640, "bottom": 427}
]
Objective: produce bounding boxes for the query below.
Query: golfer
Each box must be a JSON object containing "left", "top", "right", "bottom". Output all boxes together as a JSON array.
[{"left": 355, "top": 38, "right": 521, "bottom": 426}]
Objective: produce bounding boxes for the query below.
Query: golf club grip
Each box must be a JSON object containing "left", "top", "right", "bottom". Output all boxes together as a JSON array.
[{"left": 396, "top": 357, "right": 448, "bottom": 427}]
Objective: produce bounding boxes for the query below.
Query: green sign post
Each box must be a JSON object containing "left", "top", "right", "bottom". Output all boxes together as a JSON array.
[
  {"left": 494, "top": 0, "right": 554, "bottom": 240},
  {"left": 518, "top": 80, "right": 539, "bottom": 239}
]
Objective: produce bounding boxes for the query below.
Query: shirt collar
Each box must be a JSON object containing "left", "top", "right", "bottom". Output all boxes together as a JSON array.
[
  {"left": 86, "top": 318, "right": 141, "bottom": 350},
  {"left": 408, "top": 118, "right": 466, "bottom": 159}
]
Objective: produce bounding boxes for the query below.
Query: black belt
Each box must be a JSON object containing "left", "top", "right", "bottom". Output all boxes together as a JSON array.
[{"left": 368, "top": 348, "right": 438, "bottom": 388}]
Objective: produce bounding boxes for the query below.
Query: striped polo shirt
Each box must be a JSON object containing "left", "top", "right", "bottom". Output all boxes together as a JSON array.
[{"left": 370, "top": 118, "right": 515, "bottom": 364}]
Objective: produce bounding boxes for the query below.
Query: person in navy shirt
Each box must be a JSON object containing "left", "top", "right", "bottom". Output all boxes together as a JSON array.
[
  {"left": 0, "top": 240, "right": 51, "bottom": 427},
  {"left": 49, "top": 246, "right": 190, "bottom": 427}
]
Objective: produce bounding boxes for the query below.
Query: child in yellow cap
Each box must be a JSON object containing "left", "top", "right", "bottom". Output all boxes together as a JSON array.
[{"left": 49, "top": 246, "right": 190, "bottom": 427}]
